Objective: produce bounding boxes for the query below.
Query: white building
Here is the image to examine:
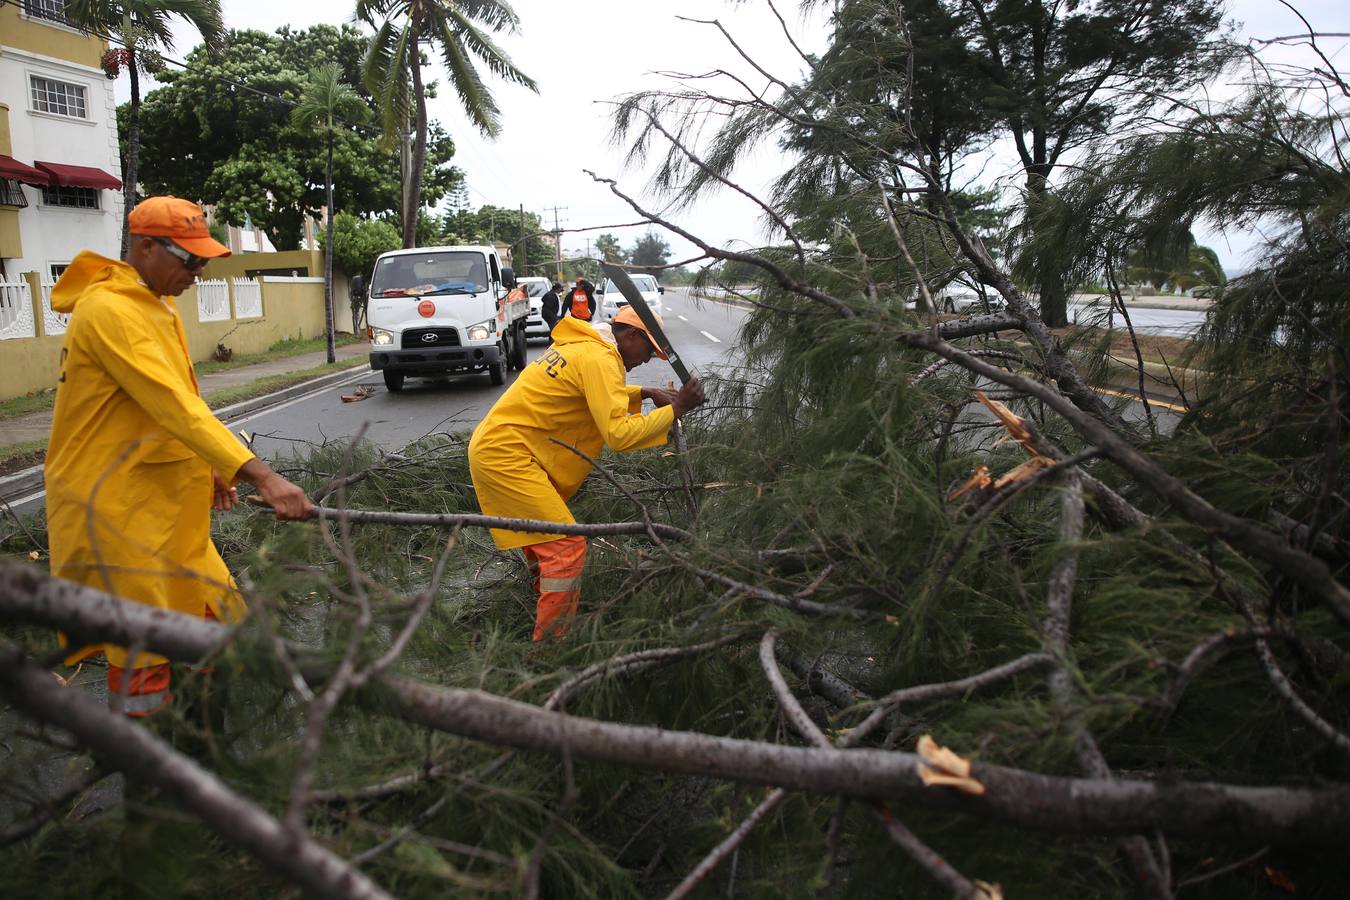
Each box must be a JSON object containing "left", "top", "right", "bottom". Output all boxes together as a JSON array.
[{"left": 0, "top": 0, "right": 123, "bottom": 282}]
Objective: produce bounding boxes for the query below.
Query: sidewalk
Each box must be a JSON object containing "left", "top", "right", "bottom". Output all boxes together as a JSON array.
[{"left": 0, "top": 341, "right": 370, "bottom": 450}]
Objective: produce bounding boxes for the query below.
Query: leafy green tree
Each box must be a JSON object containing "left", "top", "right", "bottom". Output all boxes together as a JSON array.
[
  {"left": 292, "top": 64, "right": 371, "bottom": 362},
  {"left": 628, "top": 232, "right": 671, "bottom": 278},
  {"left": 594, "top": 233, "right": 625, "bottom": 264},
  {"left": 320, "top": 212, "right": 401, "bottom": 331},
  {"left": 132, "top": 25, "right": 463, "bottom": 251},
  {"left": 962, "top": 0, "right": 1229, "bottom": 324},
  {"left": 357, "top": 0, "right": 536, "bottom": 248},
  {"left": 65, "top": 0, "right": 224, "bottom": 255}
]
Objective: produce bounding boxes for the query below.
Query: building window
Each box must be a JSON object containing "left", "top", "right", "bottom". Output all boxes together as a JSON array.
[
  {"left": 42, "top": 186, "right": 99, "bottom": 209},
  {"left": 49, "top": 263, "right": 70, "bottom": 279},
  {"left": 23, "top": 1, "right": 69, "bottom": 24},
  {"left": 31, "top": 76, "right": 87, "bottom": 119},
  {"left": 0, "top": 181, "right": 29, "bottom": 208}
]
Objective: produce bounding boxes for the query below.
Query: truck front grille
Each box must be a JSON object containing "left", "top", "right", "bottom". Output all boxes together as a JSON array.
[{"left": 402, "top": 327, "right": 461, "bottom": 349}]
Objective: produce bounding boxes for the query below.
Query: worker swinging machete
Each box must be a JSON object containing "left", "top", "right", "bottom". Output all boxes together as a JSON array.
[{"left": 599, "top": 262, "right": 693, "bottom": 385}]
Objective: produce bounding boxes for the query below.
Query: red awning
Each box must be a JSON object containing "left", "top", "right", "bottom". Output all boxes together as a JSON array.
[
  {"left": 0, "top": 155, "right": 49, "bottom": 186},
  {"left": 34, "top": 161, "right": 122, "bottom": 190}
]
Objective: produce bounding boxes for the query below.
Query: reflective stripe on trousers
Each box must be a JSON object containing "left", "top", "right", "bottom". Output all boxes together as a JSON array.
[
  {"left": 105, "top": 607, "right": 218, "bottom": 716},
  {"left": 522, "top": 535, "right": 586, "bottom": 641}
]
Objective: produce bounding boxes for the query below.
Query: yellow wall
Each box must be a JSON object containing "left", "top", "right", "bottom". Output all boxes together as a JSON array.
[
  {"left": 0, "top": 209, "right": 21, "bottom": 258},
  {"left": 0, "top": 6, "right": 106, "bottom": 66},
  {"left": 201, "top": 250, "right": 323, "bottom": 280},
  {"left": 0, "top": 102, "right": 12, "bottom": 154},
  {"left": 0, "top": 276, "right": 329, "bottom": 400},
  {"left": 176, "top": 278, "right": 327, "bottom": 362}
]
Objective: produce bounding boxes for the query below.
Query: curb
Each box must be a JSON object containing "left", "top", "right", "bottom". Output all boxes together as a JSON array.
[{"left": 0, "top": 364, "right": 372, "bottom": 509}]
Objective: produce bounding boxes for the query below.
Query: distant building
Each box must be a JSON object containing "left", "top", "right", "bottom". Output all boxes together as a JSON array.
[{"left": 0, "top": 0, "right": 123, "bottom": 280}]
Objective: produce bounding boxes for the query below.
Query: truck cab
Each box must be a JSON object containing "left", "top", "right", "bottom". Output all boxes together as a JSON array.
[{"left": 365, "top": 245, "right": 529, "bottom": 392}]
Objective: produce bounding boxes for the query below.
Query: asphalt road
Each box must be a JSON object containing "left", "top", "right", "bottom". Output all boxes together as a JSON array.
[{"left": 230, "top": 287, "right": 750, "bottom": 462}]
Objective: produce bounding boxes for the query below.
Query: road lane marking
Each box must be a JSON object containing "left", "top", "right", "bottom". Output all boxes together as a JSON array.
[
  {"left": 699, "top": 330, "right": 722, "bottom": 343},
  {"left": 678, "top": 315, "right": 688, "bottom": 321},
  {"left": 226, "top": 367, "right": 373, "bottom": 428},
  {"left": 1091, "top": 385, "right": 1188, "bottom": 413}
]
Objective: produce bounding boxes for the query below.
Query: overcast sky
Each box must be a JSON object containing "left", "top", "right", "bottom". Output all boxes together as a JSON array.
[{"left": 138, "top": 0, "right": 1350, "bottom": 273}]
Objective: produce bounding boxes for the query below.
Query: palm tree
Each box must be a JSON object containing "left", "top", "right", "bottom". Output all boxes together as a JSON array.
[
  {"left": 356, "top": 0, "right": 535, "bottom": 248},
  {"left": 65, "top": 1, "right": 225, "bottom": 256},
  {"left": 292, "top": 64, "right": 371, "bottom": 364}
]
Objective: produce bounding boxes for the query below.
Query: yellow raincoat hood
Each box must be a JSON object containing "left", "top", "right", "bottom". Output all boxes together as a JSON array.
[
  {"left": 45, "top": 251, "right": 255, "bottom": 669},
  {"left": 468, "top": 317, "right": 675, "bottom": 549}
]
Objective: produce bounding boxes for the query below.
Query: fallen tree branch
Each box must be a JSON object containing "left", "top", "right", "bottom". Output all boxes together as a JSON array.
[
  {"left": 1042, "top": 475, "right": 1173, "bottom": 899},
  {"left": 760, "top": 632, "right": 989, "bottom": 899},
  {"left": 0, "top": 639, "right": 393, "bottom": 900},
  {"left": 901, "top": 332, "right": 1350, "bottom": 627},
  {"left": 299, "top": 504, "right": 692, "bottom": 542},
  {"left": 6, "top": 572, "right": 1350, "bottom": 844},
  {"left": 1254, "top": 637, "right": 1350, "bottom": 756}
]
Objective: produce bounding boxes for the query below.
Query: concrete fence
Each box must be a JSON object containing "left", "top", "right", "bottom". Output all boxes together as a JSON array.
[{"left": 0, "top": 268, "right": 337, "bottom": 401}]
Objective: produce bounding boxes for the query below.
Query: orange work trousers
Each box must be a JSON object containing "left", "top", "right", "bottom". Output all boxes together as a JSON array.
[
  {"left": 105, "top": 607, "right": 219, "bottom": 717},
  {"left": 522, "top": 536, "right": 586, "bottom": 641}
]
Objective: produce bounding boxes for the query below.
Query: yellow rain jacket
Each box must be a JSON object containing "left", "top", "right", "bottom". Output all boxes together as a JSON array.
[
  {"left": 468, "top": 317, "right": 675, "bottom": 549},
  {"left": 45, "top": 251, "right": 255, "bottom": 669}
]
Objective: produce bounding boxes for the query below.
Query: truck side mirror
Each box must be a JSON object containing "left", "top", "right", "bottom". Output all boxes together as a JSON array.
[
  {"left": 350, "top": 274, "right": 365, "bottom": 299},
  {"left": 501, "top": 267, "right": 517, "bottom": 289},
  {"left": 658, "top": 286, "right": 665, "bottom": 294}
]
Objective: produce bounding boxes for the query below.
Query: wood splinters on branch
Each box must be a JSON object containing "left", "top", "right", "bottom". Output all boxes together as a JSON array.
[
  {"left": 916, "top": 734, "right": 985, "bottom": 796},
  {"left": 950, "top": 391, "right": 1059, "bottom": 501},
  {"left": 975, "top": 880, "right": 1006, "bottom": 900}
]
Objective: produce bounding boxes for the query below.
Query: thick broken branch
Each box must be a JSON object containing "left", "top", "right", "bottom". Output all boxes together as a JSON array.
[{"left": 5, "top": 572, "right": 1349, "bottom": 845}]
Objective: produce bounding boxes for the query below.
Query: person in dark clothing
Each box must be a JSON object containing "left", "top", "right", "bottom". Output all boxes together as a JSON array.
[
  {"left": 541, "top": 281, "right": 563, "bottom": 333},
  {"left": 566, "top": 277, "right": 596, "bottom": 321}
]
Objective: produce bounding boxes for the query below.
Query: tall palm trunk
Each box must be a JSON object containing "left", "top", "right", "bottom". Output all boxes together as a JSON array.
[
  {"left": 324, "top": 128, "right": 336, "bottom": 363},
  {"left": 402, "top": 34, "right": 428, "bottom": 249},
  {"left": 120, "top": 54, "right": 140, "bottom": 257}
]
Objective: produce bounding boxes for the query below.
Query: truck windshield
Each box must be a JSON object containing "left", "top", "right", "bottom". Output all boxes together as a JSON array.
[{"left": 371, "top": 252, "right": 488, "bottom": 297}]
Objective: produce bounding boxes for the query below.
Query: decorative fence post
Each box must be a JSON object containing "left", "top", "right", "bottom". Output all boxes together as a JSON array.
[{"left": 0, "top": 275, "right": 37, "bottom": 341}]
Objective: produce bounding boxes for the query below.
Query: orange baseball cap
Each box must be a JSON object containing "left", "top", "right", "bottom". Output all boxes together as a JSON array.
[
  {"left": 612, "top": 305, "right": 667, "bottom": 359},
  {"left": 127, "top": 196, "right": 231, "bottom": 259}
]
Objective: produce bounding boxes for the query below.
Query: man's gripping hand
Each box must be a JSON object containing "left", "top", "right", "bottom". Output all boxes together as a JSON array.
[
  {"left": 236, "top": 458, "right": 313, "bottom": 521},
  {"left": 671, "top": 376, "right": 706, "bottom": 419}
]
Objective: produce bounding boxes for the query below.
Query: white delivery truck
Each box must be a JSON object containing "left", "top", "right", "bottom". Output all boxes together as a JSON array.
[{"left": 364, "top": 245, "right": 529, "bottom": 392}]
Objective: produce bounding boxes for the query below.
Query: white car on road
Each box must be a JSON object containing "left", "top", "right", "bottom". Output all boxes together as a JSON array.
[
  {"left": 517, "top": 276, "right": 554, "bottom": 341},
  {"left": 597, "top": 273, "right": 664, "bottom": 320}
]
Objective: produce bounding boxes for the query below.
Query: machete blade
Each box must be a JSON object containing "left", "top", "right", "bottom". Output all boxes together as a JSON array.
[{"left": 599, "top": 262, "right": 692, "bottom": 385}]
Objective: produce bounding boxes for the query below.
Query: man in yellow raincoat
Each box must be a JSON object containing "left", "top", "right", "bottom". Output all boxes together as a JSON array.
[
  {"left": 469, "top": 305, "right": 705, "bottom": 640},
  {"left": 45, "top": 196, "right": 311, "bottom": 717}
]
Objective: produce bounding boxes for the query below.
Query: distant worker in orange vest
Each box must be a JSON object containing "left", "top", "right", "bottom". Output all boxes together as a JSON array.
[{"left": 566, "top": 276, "right": 596, "bottom": 321}]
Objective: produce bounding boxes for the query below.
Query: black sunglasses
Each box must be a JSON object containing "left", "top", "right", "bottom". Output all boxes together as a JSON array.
[{"left": 151, "top": 236, "right": 210, "bottom": 270}]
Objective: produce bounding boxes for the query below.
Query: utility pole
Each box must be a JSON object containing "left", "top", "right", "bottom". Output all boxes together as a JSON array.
[
  {"left": 518, "top": 203, "right": 527, "bottom": 272},
  {"left": 543, "top": 205, "right": 567, "bottom": 282}
]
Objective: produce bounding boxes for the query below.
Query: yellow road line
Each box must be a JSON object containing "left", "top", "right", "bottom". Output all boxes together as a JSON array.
[{"left": 1092, "top": 386, "right": 1189, "bottom": 413}]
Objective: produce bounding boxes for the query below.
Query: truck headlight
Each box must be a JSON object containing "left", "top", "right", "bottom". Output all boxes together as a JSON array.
[
  {"left": 466, "top": 320, "right": 494, "bottom": 342},
  {"left": 371, "top": 327, "right": 395, "bottom": 346}
]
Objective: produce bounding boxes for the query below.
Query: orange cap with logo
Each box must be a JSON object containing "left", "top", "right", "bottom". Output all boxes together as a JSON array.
[
  {"left": 127, "top": 196, "right": 231, "bottom": 259},
  {"left": 612, "top": 305, "right": 667, "bottom": 360}
]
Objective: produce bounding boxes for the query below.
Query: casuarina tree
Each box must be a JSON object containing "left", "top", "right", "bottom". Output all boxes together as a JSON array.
[
  {"left": 65, "top": 0, "right": 225, "bottom": 256},
  {"left": 356, "top": 0, "right": 536, "bottom": 248},
  {"left": 292, "top": 64, "right": 371, "bottom": 363}
]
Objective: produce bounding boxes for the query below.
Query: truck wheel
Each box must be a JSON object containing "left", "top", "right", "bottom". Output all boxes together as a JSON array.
[
  {"left": 511, "top": 323, "right": 528, "bottom": 369},
  {"left": 489, "top": 348, "right": 507, "bottom": 386},
  {"left": 383, "top": 370, "right": 405, "bottom": 393}
]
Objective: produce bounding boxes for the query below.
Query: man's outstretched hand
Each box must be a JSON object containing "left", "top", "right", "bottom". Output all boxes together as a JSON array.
[{"left": 236, "top": 458, "right": 313, "bottom": 520}]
